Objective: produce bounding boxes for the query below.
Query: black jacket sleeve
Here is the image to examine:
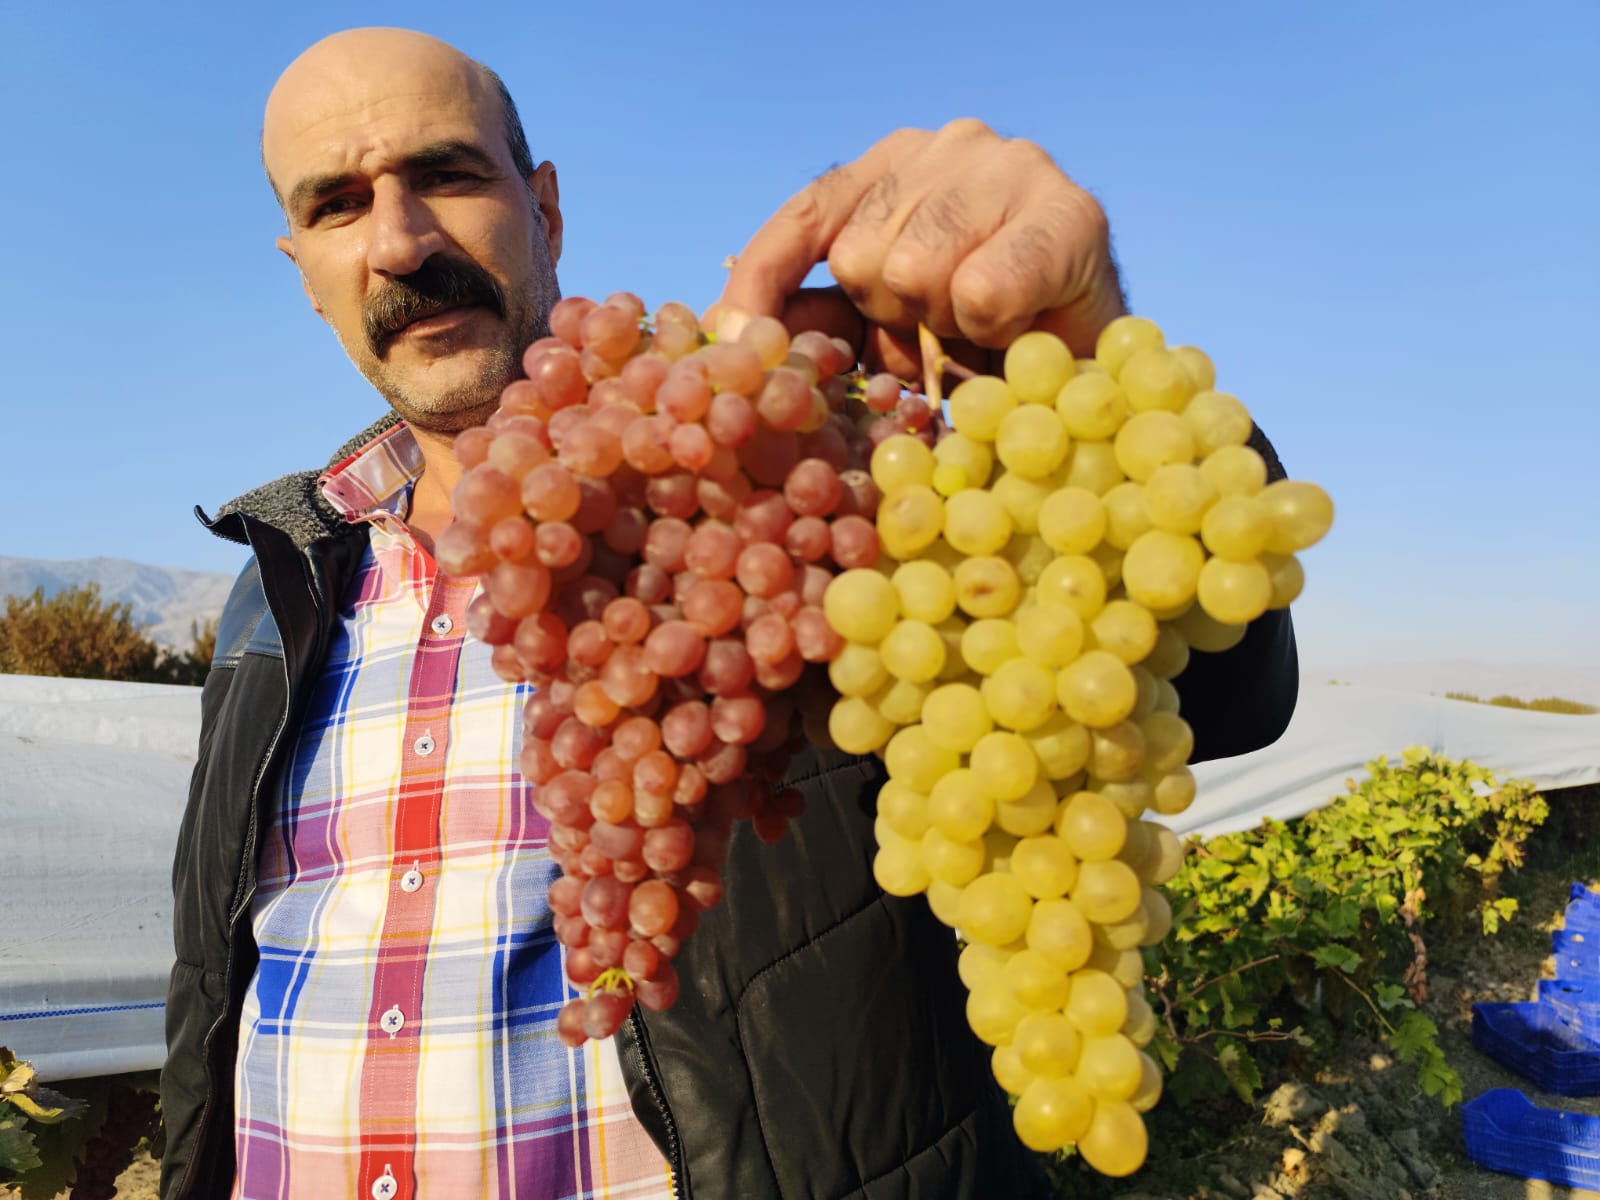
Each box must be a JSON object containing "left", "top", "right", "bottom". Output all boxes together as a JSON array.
[{"left": 1174, "top": 423, "right": 1300, "bottom": 763}]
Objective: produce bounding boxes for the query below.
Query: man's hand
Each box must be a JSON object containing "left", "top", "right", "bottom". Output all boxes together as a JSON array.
[{"left": 712, "top": 119, "right": 1127, "bottom": 380}]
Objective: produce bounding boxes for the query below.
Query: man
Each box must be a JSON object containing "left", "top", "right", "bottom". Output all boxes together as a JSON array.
[{"left": 161, "top": 26, "right": 1298, "bottom": 1200}]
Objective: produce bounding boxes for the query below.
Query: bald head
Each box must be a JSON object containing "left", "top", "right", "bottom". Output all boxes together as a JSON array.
[{"left": 263, "top": 28, "right": 533, "bottom": 208}]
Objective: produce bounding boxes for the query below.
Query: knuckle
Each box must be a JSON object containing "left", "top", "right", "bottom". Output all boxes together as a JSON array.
[
  {"left": 1002, "top": 135, "right": 1057, "bottom": 173},
  {"left": 940, "top": 116, "right": 995, "bottom": 142},
  {"left": 880, "top": 244, "right": 936, "bottom": 303},
  {"left": 826, "top": 232, "right": 878, "bottom": 294}
]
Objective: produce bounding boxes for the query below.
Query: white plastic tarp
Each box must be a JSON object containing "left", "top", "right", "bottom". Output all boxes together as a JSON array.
[{"left": 0, "top": 672, "right": 1596, "bottom": 1081}]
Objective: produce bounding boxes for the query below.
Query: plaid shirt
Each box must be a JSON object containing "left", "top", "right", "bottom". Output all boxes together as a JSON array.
[{"left": 233, "top": 424, "right": 674, "bottom": 1200}]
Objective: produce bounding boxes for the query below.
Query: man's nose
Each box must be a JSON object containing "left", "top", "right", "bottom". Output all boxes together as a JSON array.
[{"left": 366, "top": 182, "right": 447, "bottom": 278}]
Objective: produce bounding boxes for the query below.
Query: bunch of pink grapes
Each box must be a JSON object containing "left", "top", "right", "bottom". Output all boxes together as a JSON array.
[{"left": 437, "top": 292, "right": 936, "bottom": 1042}]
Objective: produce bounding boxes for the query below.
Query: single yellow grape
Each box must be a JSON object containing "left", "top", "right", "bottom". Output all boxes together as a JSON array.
[
  {"left": 1055, "top": 373, "right": 1130, "bottom": 440},
  {"left": 1130, "top": 1052, "right": 1164, "bottom": 1112},
  {"left": 959, "top": 872, "right": 1034, "bottom": 946},
  {"left": 1173, "top": 603, "right": 1248, "bottom": 652},
  {"left": 1153, "top": 677, "right": 1181, "bottom": 714},
  {"left": 1118, "top": 347, "right": 1194, "bottom": 413},
  {"left": 1097, "top": 777, "right": 1152, "bottom": 821},
  {"left": 1013, "top": 1011, "right": 1082, "bottom": 1077},
  {"left": 1005, "top": 330, "right": 1077, "bottom": 404},
  {"left": 921, "top": 827, "right": 986, "bottom": 887},
  {"left": 1076, "top": 1034, "right": 1143, "bottom": 1101},
  {"left": 873, "top": 839, "right": 930, "bottom": 896},
  {"left": 1091, "top": 907, "right": 1149, "bottom": 951},
  {"left": 1196, "top": 557, "right": 1273, "bottom": 625},
  {"left": 870, "top": 434, "right": 936, "bottom": 493},
  {"left": 891, "top": 560, "right": 957, "bottom": 624},
  {"left": 1142, "top": 824, "right": 1186, "bottom": 886},
  {"left": 884, "top": 725, "right": 959, "bottom": 791},
  {"left": 1140, "top": 625, "right": 1190, "bottom": 680},
  {"left": 1088, "top": 721, "right": 1145, "bottom": 782},
  {"left": 958, "top": 941, "right": 1009, "bottom": 991},
  {"left": 1260, "top": 552, "right": 1306, "bottom": 608},
  {"left": 1023, "top": 713, "right": 1091, "bottom": 780},
  {"left": 879, "top": 619, "right": 948, "bottom": 683},
  {"left": 990, "top": 471, "right": 1061, "bottom": 538},
  {"left": 931, "top": 464, "right": 968, "bottom": 496},
  {"left": 926, "top": 878, "right": 965, "bottom": 928},
  {"left": 928, "top": 769, "right": 996, "bottom": 842},
  {"left": 1127, "top": 665, "right": 1159, "bottom": 723},
  {"left": 1013, "top": 1076, "right": 1094, "bottom": 1151},
  {"left": 1138, "top": 712, "right": 1194, "bottom": 774},
  {"left": 822, "top": 568, "right": 900, "bottom": 643},
  {"left": 1035, "top": 555, "right": 1107, "bottom": 621},
  {"left": 1095, "top": 315, "right": 1164, "bottom": 376},
  {"left": 1258, "top": 480, "right": 1335, "bottom": 553},
  {"left": 966, "top": 978, "right": 1030, "bottom": 1046},
  {"left": 1055, "top": 790, "right": 1127, "bottom": 861},
  {"left": 1183, "top": 389, "right": 1252, "bottom": 454},
  {"left": 1036, "top": 486, "right": 1106, "bottom": 555},
  {"left": 827, "top": 696, "right": 894, "bottom": 754},
  {"left": 994, "top": 777, "right": 1059, "bottom": 837},
  {"left": 1139, "top": 888, "right": 1174, "bottom": 945},
  {"left": 1085, "top": 942, "right": 1145, "bottom": 991},
  {"left": 1056, "top": 650, "right": 1138, "bottom": 727},
  {"left": 1099, "top": 481, "right": 1152, "bottom": 550},
  {"left": 969, "top": 730, "right": 1040, "bottom": 801},
  {"left": 872, "top": 677, "right": 932, "bottom": 726},
  {"left": 953, "top": 555, "right": 1022, "bottom": 619},
  {"left": 1016, "top": 603, "right": 1086, "bottom": 668},
  {"left": 876, "top": 485, "right": 944, "bottom": 558},
  {"left": 878, "top": 780, "right": 931, "bottom": 840},
  {"left": 1143, "top": 462, "right": 1217, "bottom": 535},
  {"left": 1199, "top": 494, "right": 1271, "bottom": 560},
  {"left": 1059, "top": 440, "right": 1126, "bottom": 495},
  {"left": 1122, "top": 990, "right": 1159, "bottom": 1049},
  {"left": 981, "top": 658, "right": 1059, "bottom": 731},
  {"left": 1114, "top": 410, "right": 1194, "bottom": 482},
  {"left": 948, "top": 375, "right": 1017, "bottom": 442},
  {"left": 942, "top": 489, "right": 1013, "bottom": 557},
  {"left": 1122, "top": 530, "right": 1205, "bottom": 611},
  {"left": 829, "top": 641, "right": 888, "bottom": 697},
  {"left": 1150, "top": 765, "right": 1198, "bottom": 816},
  {"left": 1004, "top": 947, "right": 1072, "bottom": 1011},
  {"left": 960, "top": 618, "right": 1022, "bottom": 675},
  {"left": 992, "top": 1043, "right": 1037, "bottom": 1097},
  {"left": 1077, "top": 1099, "right": 1148, "bottom": 1177},
  {"left": 1064, "top": 968, "right": 1128, "bottom": 1037},
  {"left": 1199, "top": 443, "right": 1268, "bottom": 496},
  {"left": 1089, "top": 599, "right": 1159, "bottom": 665},
  {"left": 1072, "top": 859, "right": 1143, "bottom": 923},
  {"left": 933, "top": 431, "right": 995, "bottom": 491},
  {"left": 996, "top": 405, "right": 1071, "bottom": 478},
  {"left": 920, "top": 682, "right": 994, "bottom": 752},
  {"left": 1011, "top": 835, "right": 1080, "bottom": 899},
  {"left": 1170, "top": 344, "right": 1215, "bottom": 391},
  {"left": 1028, "top": 897, "right": 1095, "bottom": 973}
]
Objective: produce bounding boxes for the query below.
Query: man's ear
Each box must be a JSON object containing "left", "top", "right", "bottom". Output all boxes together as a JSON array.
[
  {"left": 530, "top": 161, "right": 563, "bottom": 265},
  {"left": 277, "top": 235, "right": 325, "bottom": 318}
]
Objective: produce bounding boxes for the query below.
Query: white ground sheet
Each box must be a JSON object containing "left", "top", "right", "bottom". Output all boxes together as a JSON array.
[{"left": 1, "top": 673, "right": 1594, "bottom": 1080}]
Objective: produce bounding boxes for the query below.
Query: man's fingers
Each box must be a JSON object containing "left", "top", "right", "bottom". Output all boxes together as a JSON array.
[
  {"left": 948, "top": 186, "right": 1122, "bottom": 355},
  {"left": 718, "top": 134, "right": 918, "bottom": 320},
  {"left": 776, "top": 287, "right": 865, "bottom": 349}
]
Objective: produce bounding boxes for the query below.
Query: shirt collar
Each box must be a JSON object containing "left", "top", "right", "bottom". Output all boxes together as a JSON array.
[{"left": 318, "top": 421, "right": 425, "bottom": 525}]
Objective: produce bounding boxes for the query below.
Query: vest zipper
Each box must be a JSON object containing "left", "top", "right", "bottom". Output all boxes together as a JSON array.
[{"left": 625, "top": 1008, "right": 685, "bottom": 1199}]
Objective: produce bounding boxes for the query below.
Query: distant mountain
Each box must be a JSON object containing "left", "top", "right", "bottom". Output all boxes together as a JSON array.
[{"left": 0, "top": 555, "right": 235, "bottom": 649}]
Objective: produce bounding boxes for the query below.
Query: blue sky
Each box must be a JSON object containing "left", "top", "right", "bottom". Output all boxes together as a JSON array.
[{"left": 2, "top": 1, "right": 1595, "bottom": 671}]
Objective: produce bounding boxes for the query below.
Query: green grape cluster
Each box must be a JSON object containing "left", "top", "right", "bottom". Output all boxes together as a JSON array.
[{"left": 817, "top": 316, "right": 1333, "bottom": 1177}]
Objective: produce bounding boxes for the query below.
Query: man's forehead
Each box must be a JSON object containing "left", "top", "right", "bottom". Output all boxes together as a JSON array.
[{"left": 263, "top": 31, "right": 497, "bottom": 181}]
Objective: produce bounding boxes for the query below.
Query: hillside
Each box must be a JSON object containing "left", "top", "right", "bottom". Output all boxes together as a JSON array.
[{"left": 0, "top": 556, "right": 235, "bottom": 649}]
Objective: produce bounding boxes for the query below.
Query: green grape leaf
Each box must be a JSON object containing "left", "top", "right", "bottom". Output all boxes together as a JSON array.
[{"left": 0, "top": 1113, "right": 42, "bottom": 1177}]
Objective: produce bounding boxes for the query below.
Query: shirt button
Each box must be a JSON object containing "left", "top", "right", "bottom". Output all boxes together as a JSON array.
[
  {"left": 413, "top": 734, "right": 436, "bottom": 756},
  {"left": 430, "top": 613, "right": 453, "bottom": 635},
  {"left": 400, "top": 867, "right": 424, "bottom": 893},
  {"left": 371, "top": 1165, "right": 398, "bottom": 1199},
  {"left": 380, "top": 1005, "right": 406, "bottom": 1037}
]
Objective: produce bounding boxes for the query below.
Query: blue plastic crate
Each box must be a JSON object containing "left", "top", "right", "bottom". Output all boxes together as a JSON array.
[
  {"left": 1540, "top": 978, "right": 1600, "bottom": 1029},
  {"left": 1462, "top": 1088, "right": 1600, "bottom": 1190},
  {"left": 1552, "top": 928, "right": 1600, "bottom": 980},
  {"left": 1567, "top": 884, "right": 1600, "bottom": 932},
  {"left": 1473, "top": 1002, "right": 1600, "bottom": 1095}
]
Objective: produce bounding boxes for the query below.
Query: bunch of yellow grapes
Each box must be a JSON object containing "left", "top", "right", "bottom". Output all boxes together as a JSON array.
[{"left": 817, "top": 315, "right": 1333, "bottom": 1177}]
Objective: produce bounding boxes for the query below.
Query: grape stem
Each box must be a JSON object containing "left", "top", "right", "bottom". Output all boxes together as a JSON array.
[
  {"left": 587, "top": 967, "right": 636, "bottom": 997},
  {"left": 917, "top": 324, "right": 977, "bottom": 406}
]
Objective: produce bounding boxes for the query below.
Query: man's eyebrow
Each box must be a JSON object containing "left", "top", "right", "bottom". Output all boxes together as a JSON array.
[{"left": 286, "top": 140, "right": 502, "bottom": 220}]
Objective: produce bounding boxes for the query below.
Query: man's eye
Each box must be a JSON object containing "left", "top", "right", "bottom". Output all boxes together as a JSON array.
[
  {"left": 310, "top": 196, "right": 359, "bottom": 223},
  {"left": 425, "top": 170, "right": 478, "bottom": 187}
]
